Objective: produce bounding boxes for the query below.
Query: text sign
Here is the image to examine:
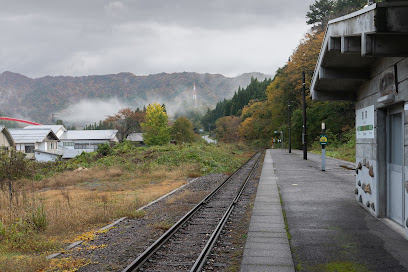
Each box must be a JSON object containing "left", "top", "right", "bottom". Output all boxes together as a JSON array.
[
  {"left": 320, "top": 135, "right": 327, "bottom": 145},
  {"left": 356, "top": 105, "right": 374, "bottom": 139}
]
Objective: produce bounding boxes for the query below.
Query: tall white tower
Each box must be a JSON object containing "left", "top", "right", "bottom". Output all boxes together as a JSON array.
[{"left": 193, "top": 82, "right": 197, "bottom": 106}]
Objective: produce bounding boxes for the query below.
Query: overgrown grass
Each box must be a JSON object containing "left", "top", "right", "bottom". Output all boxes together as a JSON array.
[{"left": 0, "top": 141, "right": 253, "bottom": 271}]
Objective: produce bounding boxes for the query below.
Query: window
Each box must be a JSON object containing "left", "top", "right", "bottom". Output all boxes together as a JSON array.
[
  {"left": 63, "top": 142, "right": 74, "bottom": 147},
  {"left": 75, "top": 143, "right": 89, "bottom": 149},
  {"left": 25, "top": 145, "right": 34, "bottom": 153},
  {"left": 49, "top": 142, "right": 57, "bottom": 150},
  {"left": 90, "top": 144, "right": 100, "bottom": 150}
]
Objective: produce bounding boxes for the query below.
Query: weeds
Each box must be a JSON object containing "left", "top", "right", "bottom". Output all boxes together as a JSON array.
[
  {"left": 27, "top": 205, "right": 47, "bottom": 231},
  {"left": 310, "top": 128, "right": 356, "bottom": 162},
  {"left": 0, "top": 141, "right": 253, "bottom": 269},
  {"left": 152, "top": 221, "right": 173, "bottom": 231}
]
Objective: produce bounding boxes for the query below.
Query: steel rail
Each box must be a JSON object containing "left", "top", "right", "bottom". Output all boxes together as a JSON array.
[
  {"left": 122, "top": 152, "right": 260, "bottom": 272},
  {"left": 190, "top": 153, "right": 261, "bottom": 272}
]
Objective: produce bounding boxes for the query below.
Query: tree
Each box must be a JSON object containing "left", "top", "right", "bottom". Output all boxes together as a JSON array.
[
  {"left": 239, "top": 100, "right": 273, "bottom": 146},
  {"left": 201, "top": 77, "right": 272, "bottom": 131},
  {"left": 105, "top": 108, "right": 146, "bottom": 141},
  {"left": 306, "top": 0, "right": 334, "bottom": 28},
  {"left": 0, "top": 149, "right": 30, "bottom": 208},
  {"left": 171, "top": 117, "right": 196, "bottom": 144},
  {"left": 215, "top": 116, "right": 241, "bottom": 143},
  {"left": 306, "top": 0, "right": 367, "bottom": 30},
  {"left": 141, "top": 103, "right": 170, "bottom": 146}
]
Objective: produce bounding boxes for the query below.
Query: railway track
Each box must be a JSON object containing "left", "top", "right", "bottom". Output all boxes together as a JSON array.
[{"left": 122, "top": 152, "right": 262, "bottom": 272}]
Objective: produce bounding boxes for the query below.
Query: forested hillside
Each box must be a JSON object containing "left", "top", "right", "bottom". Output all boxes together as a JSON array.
[
  {"left": 201, "top": 77, "right": 272, "bottom": 131},
  {"left": 0, "top": 71, "right": 270, "bottom": 125}
]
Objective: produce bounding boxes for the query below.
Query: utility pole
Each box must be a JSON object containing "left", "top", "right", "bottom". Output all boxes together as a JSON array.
[
  {"left": 288, "top": 104, "right": 291, "bottom": 153},
  {"left": 288, "top": 101, "right": 295, "bottom": 154},
  {"left": 302, "top": 71, "right": 307, "bottom": 160}
]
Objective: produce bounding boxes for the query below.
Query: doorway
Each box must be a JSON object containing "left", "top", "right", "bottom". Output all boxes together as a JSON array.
[{"left": 387, "top": 107, "right": 405, "bottom": 225}]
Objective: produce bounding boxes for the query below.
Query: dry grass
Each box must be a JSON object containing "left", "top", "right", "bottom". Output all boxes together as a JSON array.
[
  {"left": 14, "top": 167, "right": 124, "bottom": 192},
  {"left": 0, "top": 254, "right": 49, "bottom": 272},
  {"left": 0, "top": 164, "right": 190, "bottom": 271}
]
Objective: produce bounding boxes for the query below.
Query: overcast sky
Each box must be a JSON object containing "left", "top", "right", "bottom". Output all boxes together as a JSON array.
[{"left": 0, "top": 0, "right": 314, "bottom": 78}]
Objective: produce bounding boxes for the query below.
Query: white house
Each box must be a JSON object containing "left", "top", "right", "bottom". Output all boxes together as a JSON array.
[
  {"left": 310, "top": 1, "right": 408, "bottom": 237},
  {"left": 0, "top": 126, "right": 15, "bottom": 151},
  {"left": 58, "top": 130, "right": 119, "bottom": 150},
  {"left": 8, "top": 128, "right": 60, "bottom": 160}
]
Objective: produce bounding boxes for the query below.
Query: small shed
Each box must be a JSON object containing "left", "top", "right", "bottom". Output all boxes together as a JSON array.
[
  {"left": 126, "top": 132, "right": 144, "bottom": 146},
  {"left": 310, "top": 1, "right": 408, "bottom": 237}
]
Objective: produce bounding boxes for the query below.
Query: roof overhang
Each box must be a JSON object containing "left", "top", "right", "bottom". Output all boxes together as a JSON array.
[
  {"left": 311, "top": 2, "right": 408, "bottom": 101},
  {"left": 1, "top": 127, "right": 15, "bottom": 147}
]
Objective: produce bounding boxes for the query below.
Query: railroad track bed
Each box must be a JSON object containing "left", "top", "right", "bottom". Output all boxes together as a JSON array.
[
  {"left": 126, "top": 152, "right": 262, "bottom": 272},
  {"left": 59, "top": 173, "right": 228, "bottom": 272},
  {"left": 203, "top": 154, "right": 262, "bottom": 271},
  {"left": 60, "top": 153, "right": 263, "bottom": 272}
]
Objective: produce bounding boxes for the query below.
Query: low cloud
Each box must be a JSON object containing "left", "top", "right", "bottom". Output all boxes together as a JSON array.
[{"left": 58, "top": 97, "right": 131, "bottom": 127}]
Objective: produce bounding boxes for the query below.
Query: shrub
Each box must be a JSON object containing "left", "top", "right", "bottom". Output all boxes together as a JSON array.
[{"left": 97, "top": 143, "right": 113, "bottom": 156}]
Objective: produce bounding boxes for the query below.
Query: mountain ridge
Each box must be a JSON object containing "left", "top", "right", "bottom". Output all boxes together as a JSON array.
[{"left": 0, "top": 71, "right": 272, "bottom": 125}]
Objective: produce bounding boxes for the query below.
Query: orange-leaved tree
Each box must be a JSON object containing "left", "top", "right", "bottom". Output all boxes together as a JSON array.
[
  {"left": 239, "top": 100, "right": 273, "bottom": 146},
  {"left": 215, "top": 116, "right": 241, "bottom": 143},
  {"left": 105, "top": 108, "right": 146, "bottom": 141}
]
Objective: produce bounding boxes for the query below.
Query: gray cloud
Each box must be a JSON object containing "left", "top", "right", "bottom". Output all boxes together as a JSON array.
[{"left": 0, "top": 0, "right": 315, "bottom": 77}]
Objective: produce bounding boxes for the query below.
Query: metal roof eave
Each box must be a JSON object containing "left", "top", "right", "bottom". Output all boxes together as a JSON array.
[
  {"left": 310, "top": 2, "right": 408, "bottom": 101},
  {"left": 1, "top": 126, "right": 15, "bottom": 147}
]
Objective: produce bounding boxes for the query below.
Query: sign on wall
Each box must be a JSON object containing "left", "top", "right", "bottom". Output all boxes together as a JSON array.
[{"left": 356, "top": 105, "right": 374, "bottom": 139}]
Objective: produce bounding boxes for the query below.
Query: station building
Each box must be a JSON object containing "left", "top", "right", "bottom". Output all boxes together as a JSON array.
[{"left": 310, "top": 1, "right": 408, "bottom": 237}]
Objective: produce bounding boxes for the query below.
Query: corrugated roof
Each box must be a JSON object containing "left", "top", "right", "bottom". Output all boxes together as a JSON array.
[
  {"left": 61, "top": 149, "right": 94, "bottom": 159},
  {"left": 127, "top": 133, "right": 143, "bottom": 142},
  {"left": 9, "top": 128, "right": 58, "bottom": 144},
  {"left": 59, "top": 130, "right": 118, "bottom": 141},
  {"left": 24, "top": 125, "right": 67, "bottom": 135}
]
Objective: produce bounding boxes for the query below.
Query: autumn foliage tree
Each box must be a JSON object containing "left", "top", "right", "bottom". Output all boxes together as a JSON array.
[
  {"left": 171, "top": 117, "right": 196, "bottom": 144},
  {"left": 215, "top": 116, "right": 241, "bottom": 143},
  {"left": 239, "top": 100, "right": 273, "bottom": 146},
  {"left": 141, "top": 103, "right": 170, "bottom": 146},
  {"left": 105, "top": 108, "right": 146, "bottom": 141}
]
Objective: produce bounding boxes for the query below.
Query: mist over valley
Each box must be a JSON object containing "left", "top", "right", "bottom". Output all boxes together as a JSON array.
[{"left": 0, "top": 71, "right": 271, "bottom": 127}]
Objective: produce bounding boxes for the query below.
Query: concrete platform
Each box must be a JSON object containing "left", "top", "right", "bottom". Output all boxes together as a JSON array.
[
  {"left": 242, "top": 149, "right": 408, "bottom": 272},
  {"left": 240, "top": 149, "right": 295, "bottom": 272}
]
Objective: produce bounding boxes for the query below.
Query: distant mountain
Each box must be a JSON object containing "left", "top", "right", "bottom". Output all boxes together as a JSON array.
[{"left": 0, "top": 71, "right": 272, "bottom": 125}]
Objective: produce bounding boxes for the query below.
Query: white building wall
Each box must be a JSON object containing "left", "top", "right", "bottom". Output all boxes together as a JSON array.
[
  {"left": 35, "top": 152, "right": 58, "bottom": 162},
  {"left": 355, "top": 57, "right": 408, "bottom": 237}
]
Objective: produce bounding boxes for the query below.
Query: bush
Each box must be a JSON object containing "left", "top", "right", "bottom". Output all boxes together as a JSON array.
[{"left": 97, "top": 143, "right": 113, "bottom": 156}]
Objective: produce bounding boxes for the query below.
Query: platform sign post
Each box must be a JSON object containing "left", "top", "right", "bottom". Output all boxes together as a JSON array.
[
  {"left": 274, "top": 131, "right": 284, "bottom": 152},
  {"left": 320, "top": 123, "right": 327, "bottom": 171}
]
